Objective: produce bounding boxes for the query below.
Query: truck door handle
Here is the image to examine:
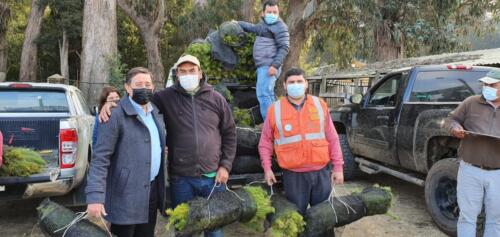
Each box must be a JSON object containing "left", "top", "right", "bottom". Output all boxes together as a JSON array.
[{"left": 377, "top": 115, "right": 389, "bottom": 120}]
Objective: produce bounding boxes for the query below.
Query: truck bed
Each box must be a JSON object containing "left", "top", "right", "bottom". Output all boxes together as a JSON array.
[{"left": 0, "top": 117, "right": 62, "bottom": 183}]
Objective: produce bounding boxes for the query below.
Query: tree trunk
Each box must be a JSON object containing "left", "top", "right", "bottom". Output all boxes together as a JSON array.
[
  {"left": 59, "top": 30, "right": 69, "bottom": 82},
  {"left": 240, "top": 0, "right": 256, "bottom": 22},
  {"left": 374, "top": 20, "right": 403, "bottom": 61},
  {"left": 80, "top": 0, "right": 117, "bottom": 106},
  {"left": 117, "top": 0, "right": 167, "bottom": 89},
  {"left": 0, "top": 2, "right": 9, "bottom": 82},
  {"left": 278, "top": 0, "right": 317, "bottom": 96},
  {"left": 19, "top": 0, "right": 47, "bottom": 82},
  {"left": 141, "top": 29, "right": 164, "bottom": 88}
]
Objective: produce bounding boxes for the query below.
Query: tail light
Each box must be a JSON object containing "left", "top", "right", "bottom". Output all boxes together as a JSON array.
[
  {"left": 8, "top": 83, "right": 33, "bottom": 88},
  {"left": 447, "top": 65, "right": 472, "bottom": 70},
  {"left": 59, "top": 129, "right": 78, "bottom": 169}
]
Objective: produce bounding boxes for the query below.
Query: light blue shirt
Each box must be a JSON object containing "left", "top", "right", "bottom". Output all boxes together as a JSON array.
[{"left": 128, "top": 97, "right": 162, "bottom": 181}]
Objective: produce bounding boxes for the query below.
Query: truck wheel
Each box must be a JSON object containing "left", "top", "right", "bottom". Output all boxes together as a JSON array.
[
  {"left": 425, "top": 158, "right": 459, "bottom": 236},
  {"left": 338, "top": 134, "right": 360, "bottom": 180}
]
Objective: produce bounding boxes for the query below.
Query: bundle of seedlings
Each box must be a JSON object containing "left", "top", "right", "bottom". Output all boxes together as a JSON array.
[
  {"left": 185, "top": 30, "right": 256, "bottom": 85},
  {"left": 37, "top": 199, "right": 112, "bottom": 237},
  {"left": 0, "top": 146, "right": 46, "bottom": 177},
  {"left": 303, "top": 186, "right": 393, "bottom": 236},
  {"left": 267, "top": 194, "right": 306, "bottom": 237},
  {"left": 166, "top": 186, "right": 274, "bottom": 236}
]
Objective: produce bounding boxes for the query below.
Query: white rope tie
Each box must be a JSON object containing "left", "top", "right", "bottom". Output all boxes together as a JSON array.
[
  {"left": 54, "top": 212, "right": 88, "bottom": 237},
  {"left": 206, "top": 182, "right": 223, "bottom": 201},
  {"left": 330, "top": 185, "right": 357, "bottom": 215},
  {"left": 327, "top": 196, "right": 339, "bottom": 223},
  {"left": 206, "top": 182, "right": 244, "bottom": 226},
  {"left": 53, "top": 211, "right": 112, "bottom": 237},
  {"left": 246, "top": 180, "right": 274, "bottom": 198}
]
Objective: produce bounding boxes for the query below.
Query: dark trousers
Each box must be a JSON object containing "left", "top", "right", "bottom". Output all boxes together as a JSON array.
[
  {"left": 283, "top": 167, "right": 335, "bottom": 236},
  {"left": 111, "top": 177, "right": 159, "bottom": 237},
  {"left": 282, "top": 167, "right": 332, "bottom": 215}
]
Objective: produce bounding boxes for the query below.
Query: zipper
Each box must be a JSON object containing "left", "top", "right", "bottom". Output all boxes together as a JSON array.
[
  {"left": 488, "top": 107, "right": 497, "bottom": 133},
  {"left": 191, "top": 95, "right": 200, "bottom": 176}
]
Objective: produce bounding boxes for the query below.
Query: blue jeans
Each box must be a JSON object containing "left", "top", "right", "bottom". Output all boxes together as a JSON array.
[
  {"left": 256, "top": 66, "right": 280, "bottom": 120},
  {"left": 457, "top": 161, "right": 500, "bottom": 237},
  {"left": 170, "top": 176, "right": 225, "bottom": 237}
]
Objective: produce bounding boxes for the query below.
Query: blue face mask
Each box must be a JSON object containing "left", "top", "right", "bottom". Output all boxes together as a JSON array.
[
  {"left": 287, "top": 83, "right": 306, "bottom": 99},
  {"left": 482, "top": 86, "right": 499, "bottom": 101},
  {"left": 264, "top": 14, "right": 278, "bottom": 25}
]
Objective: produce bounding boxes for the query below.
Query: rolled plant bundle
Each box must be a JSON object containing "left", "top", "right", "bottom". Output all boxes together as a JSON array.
[
  {"left": 37, "top": 199, "right": 112, "bottom": 237},
  {"left": 0, "top": 146, "right": 47, "bottom": 177},
  {"left": 166, "top": 186, "right": 274, "bottom": 236},
  {"left": 303, "top": 186, "right": 392, "bottom": 236},
  {"left": 235, "top": 126, "right": 261, "bottom": 156},
  {"left": 268, "top": 195, "right": 306, "bottom": 237}
]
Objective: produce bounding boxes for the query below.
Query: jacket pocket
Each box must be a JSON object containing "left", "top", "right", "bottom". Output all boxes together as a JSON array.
[
  {"left": 275, "top": 143, "right": 303, "bottom": 170},
  {"left": 115, "top": 168, "right": 130, "bottom": 195},
  {"left": 310, "top": 140, "right": 330, "bottom": 165}
]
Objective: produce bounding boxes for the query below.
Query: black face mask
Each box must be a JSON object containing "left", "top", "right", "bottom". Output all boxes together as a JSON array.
[{"left": 131, "top": 88, "right": 153, "bottom": 105}]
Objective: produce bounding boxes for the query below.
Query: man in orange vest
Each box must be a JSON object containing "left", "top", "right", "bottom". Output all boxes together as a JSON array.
[{"left": 258, "top": 67, "right": 344, "bottom": 215}]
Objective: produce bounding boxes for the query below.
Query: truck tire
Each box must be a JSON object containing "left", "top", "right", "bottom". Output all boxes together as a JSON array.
[
  {"left": 425, "top": 158, "right": 459, "bottom": 236},
  {"left": 338, "top": 134, "right": 360, "bottom": 180}
]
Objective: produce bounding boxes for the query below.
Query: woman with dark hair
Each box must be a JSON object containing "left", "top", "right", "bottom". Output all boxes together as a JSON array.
[{"left": 92, "top": 86, "right": 121, "bottom": 148}]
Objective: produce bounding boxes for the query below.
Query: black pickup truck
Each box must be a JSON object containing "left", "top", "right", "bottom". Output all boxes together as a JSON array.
[{"left": 330, "top": 65, "right": 496, "bottom": 235}]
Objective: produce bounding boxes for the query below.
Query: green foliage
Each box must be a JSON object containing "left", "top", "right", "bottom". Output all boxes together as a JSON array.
[
  {"left": 185, "top": 33, "right": 256, "bottom": 84},
  {"left": 0, "top": 146, "right": 47, "bottom": 177},
  {"left": 37, "top": 0, "right": 83, "bottom": 83},
  {"left": 165, "top": 203, "right": 190, "bottom": 231},
  {"left": 270, "top": 210, "right": 306, "bottom": 237},
  {"left": 232, "top": 107, "right": 253, "bottom": 127},
  {"left": 107, "top": 54, "right": 127, "bottom": 95},
  {"left": 117, "top": 9, "right": 147, "bottom": 70},
  {"left": 359, "top": 184, "right": 393, "bottom": 216},
  {"left": 304, "top": 0, "right": 500, "bottom": 69},
  {"left": 241, "top": 186, "right": 275, "bottom": 233},
  {"left": 213, "top": 83, "right": 233, "bottom": 103},
  {"left": 5, "top": 0, "right": 31, "bottom": 81}
]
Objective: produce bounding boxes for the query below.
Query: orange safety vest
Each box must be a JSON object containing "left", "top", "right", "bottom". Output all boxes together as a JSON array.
[{"left": 268, "top": 96, "right": 330, "bottom": 170}]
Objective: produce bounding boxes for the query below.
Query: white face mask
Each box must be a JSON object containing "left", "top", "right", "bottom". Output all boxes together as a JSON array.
[{"left": 178, "top": 75, "right": 200, "bottom": 92}]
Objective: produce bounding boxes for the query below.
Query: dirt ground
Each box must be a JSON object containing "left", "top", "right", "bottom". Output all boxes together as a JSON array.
[{"left": 0, "top": 174, "right": 448, "bottom": 237}]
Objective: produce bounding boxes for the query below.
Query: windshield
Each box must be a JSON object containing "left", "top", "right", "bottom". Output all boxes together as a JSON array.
[
  {"left": 409, "top": 70, "right": 487, "bottom": 102},
  {"left": 0, "top": 89, "right": 70, "bottom": 113}
]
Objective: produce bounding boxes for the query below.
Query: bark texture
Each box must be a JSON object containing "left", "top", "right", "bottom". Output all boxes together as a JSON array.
[
  {"left": 80, "top": 0, "right": 117, "bottom": 105},
  {"left": 19, "top": 0, "right": 47, "bottom": 82}
]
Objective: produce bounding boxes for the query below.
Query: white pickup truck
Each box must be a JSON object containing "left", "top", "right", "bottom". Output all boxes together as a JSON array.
[{"left": 0, "top": 82, "right": 94, "bottom": 202}]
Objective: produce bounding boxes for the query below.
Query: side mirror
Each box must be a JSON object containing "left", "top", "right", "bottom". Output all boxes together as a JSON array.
[
  {"left": 350, "top": 94, "right": 363, "bottom": 104},
  {"left": 90, "top": 106, "right": 98, "bottom": 116}
]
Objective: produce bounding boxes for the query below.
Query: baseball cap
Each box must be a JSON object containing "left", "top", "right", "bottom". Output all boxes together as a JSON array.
[
  {"left": 479, "top": 69, "right": 500, "bottom": 84},
  {"left": 175, "top": 54, "right": 201, "bottom": 69}
]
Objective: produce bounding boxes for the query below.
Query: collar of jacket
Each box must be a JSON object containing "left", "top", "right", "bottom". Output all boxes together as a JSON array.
[
  {"left": 173, "top": 75, "right": 213, "bottom": 96},
  {"left": 478, "top": 95, "right": 500, "bottom": 106},
  {"left": 119, "top": 96, "right": 158, "bottom": 117}
]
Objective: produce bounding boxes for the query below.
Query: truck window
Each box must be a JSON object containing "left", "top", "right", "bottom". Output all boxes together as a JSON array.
[
  {"left": 0, "top": 90, "right": 69, "bottom": 113},
  {"left": 73, "top": 90, "right": 91, "bottom": 115},
  {"left": 409, "top": 71, "right": 485, "bottom": 102},
  {"left": 368, "top": 75, "right": 400, "bottom": 107}
]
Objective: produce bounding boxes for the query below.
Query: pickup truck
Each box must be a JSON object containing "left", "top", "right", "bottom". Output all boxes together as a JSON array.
[
  {"left": 329, "top": 65, "right": 496, "bottom": 236},
  {"left": 0, "top": 82, "right": 94, "bottom": 202}
]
